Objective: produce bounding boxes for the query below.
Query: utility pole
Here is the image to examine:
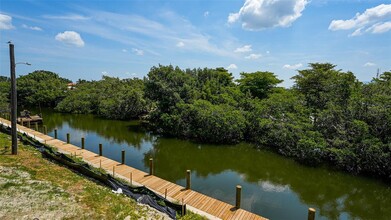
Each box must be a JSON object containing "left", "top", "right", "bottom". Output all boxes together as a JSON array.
[{"left": 9, "top": 43, "right": 17, "bottom": 155}]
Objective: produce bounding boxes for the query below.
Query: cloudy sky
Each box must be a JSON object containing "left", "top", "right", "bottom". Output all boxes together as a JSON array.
[{"left": 0, "top": 0, "right": 390, "bottom": 87}]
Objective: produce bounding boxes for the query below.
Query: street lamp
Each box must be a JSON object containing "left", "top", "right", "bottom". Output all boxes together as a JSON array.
[
  {"left": 16, "top": 62, "right": 31, "bottom": 66},
  {"left": 9, "top": 42, "right": 31, "bottom": 155}
]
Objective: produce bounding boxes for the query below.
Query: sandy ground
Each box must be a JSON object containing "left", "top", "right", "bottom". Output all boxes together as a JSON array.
[{"left": 0, "top": 165, "right": 172, "bottom": 220}]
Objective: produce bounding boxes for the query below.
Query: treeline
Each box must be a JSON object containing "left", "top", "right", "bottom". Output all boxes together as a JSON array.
[
  {"left": 0, "top": 76, "right": 10, "bottom": 113},
  {"left": 55, "top": 76, "right": 147, "bottom": 120},
  {"left": 0, "top": 65, "right": 390, "bottom": 181}
]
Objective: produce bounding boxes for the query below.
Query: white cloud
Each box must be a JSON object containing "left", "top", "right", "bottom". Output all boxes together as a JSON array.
[
  {"left": 227, "top": 64, "right": 238, "bottom": 69},
  {"left": 245, "top": 53, "right": 262, "bottom": 60},
  {"left": 63, "top": 9, "right": 233, "bottom": 57},
  {"left": 228, "top": 0, "right": 308, "bottom": 30},
  {"left": 132, "top": 48, "right": 144, "bottom": 56},
  {"left": 204, "top": 11, "right": 209, "bottom": 17},
  {"left": 122, "top": 49, "right": 127, "bottom": 52},
  {"left": 176, "top": 41, "right": 185, "bottom": 47},
  {"left": 266, "top": 50, "right": 270, "bottom": 54},
  {"left": 366, "top": 21, "right": 391, "bottom": 34},
  {"left": 43, "top": 14, "right": 90, "bottom": 20},
  {"left": 364, "top": 62, "right": 376, "bottom": 67},
  {"left": 349, "top": 27, "right": 364, "bottom": 37},
  {"left": 228, "top": 13, "right": 240, "bottom": 24},
  {"left": 22, "top": 24, "right": 42, "bottom": 31},
  {"left": 55, "top": 31, "right": 85, "bottom": 47},
  {"left": 329, "top": 4, "right": 391, "bottom": 36},
  {"left": 235, "top": 45, "right": 252, "bottom": 53},
  {"left": 283, "top": 63, "right": 303, "bottom": 69},
  {"left": 0, "top": 14, "right": 14, "bottom": 30}
]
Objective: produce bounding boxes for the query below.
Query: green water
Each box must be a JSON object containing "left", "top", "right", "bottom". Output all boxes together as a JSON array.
[{"left": 39, "top": 109, "right": 391, "bottom": 220}]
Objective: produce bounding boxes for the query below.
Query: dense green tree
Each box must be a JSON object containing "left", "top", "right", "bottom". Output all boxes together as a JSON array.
[
  {"left": 357, "top": 71, "right": 391, "bottom": 143},
  {"left": 97, "top": 77, "right": 147, "bottom": 119},
  {"left": 245, "top": 90, "right": 326, "bottom": 165},
  {"left": 145, "top": 65, "right": 196, "bottom": 112},
  {"left": 144, "top": 65, "right": 246, "bottom": 143},
  {"left": 292, "top": 63, "right": 358, "bottom": 122},
  {"left": 55, "top": 80, "right": 99, "bottom": 114},
  {"left": 0, "top": 76, "right": 10, "bottom": 113},
  {"left": 56, "top": 76, "right": 147, "bottom": 120},
  {"left": 17, "top": 64, "right": 391, "bottom": 181},
  {"left": 158, "top": 100, "right": 246, "bottom": 144},
  {"left": 17, "top": 70, "right": 71, "bottom": 107},
  {"left": 237, "top": 71, "right": 283, "bottom": 99}
]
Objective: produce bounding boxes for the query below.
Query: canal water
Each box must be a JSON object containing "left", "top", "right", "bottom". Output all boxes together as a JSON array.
[{"left": 40, "top": 109, "right": 391, "bottom": 220}]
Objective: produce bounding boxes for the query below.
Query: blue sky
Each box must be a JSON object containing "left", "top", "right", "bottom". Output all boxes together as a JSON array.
[{"left": 1, "top": 0, "right": 390, "bottom": 87}]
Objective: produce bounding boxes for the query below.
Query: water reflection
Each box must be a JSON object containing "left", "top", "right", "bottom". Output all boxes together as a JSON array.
[
  {"left": 146, "top": 138, "right": 391, "bottom": 219},
  {"left": 40, "top": 109, "right": 153, "bottom": 148},
  {"left": 40, "top": 109, "right": 391, "bottom": 220}
]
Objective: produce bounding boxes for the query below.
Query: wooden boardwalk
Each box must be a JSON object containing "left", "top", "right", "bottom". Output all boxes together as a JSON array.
[{"left": 0, "top": 118, "right": 268, "bottom": 220}]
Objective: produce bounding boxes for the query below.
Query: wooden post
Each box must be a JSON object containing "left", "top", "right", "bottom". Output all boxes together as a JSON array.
[
  {"left": 9, "top": 43, "right": 17, "bottom": 155},
  {"left": 81, "top": 137, "right": 85, "bottom": 149},
  {"left": 66, "top": 133, "right": 70, "bottom": 144},
  {"left": 99, "top": 159, "right": 102, "bottom": 169},
  {"left": 20, "top": 118, "right": 23, "bottom": 126},
  {"left": 113, "top": 166, "right": 115, "bottom": 177},
  {"left": 35, "top": 122, "right": 38, "bottom": 131},
  {"left": 27, "top": 120, "right": 30, "bottom": 128},
  {"left": 54, "top": 129, "right": 57, "bottom": 139},
  {"left": 186, "top": 170, "right": 191, "bottom": 190},
  {"left": 236, "top": 185, "right": 242, "bottom": 209},
  {"left": 181, "top": 198, "right": 185, "bottom": 216},
  {"left": 149, "top": 158, "right": 153, "bottom": 175},
  {"left": 99, "top": 143, "right": 102, "bottom": 156},
  {"left": 43, "top": 125, "right": 47, "bottom": 135},
  {"left": 308, "top": 208, "right": 316, "bottom": 220},
  {"left": 121, "top": 150, "right": 125, "bottom": 164},
  {"left": 129, "top": 172, "right": 132, "bottom": 185},
  {"left": 165, "top": 188, "right": 167, "bottom": 199}
]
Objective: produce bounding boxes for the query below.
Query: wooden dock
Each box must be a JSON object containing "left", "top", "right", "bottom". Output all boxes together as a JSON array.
[{"left": 0, "top": 118, "right": 268, "bottom": 220}]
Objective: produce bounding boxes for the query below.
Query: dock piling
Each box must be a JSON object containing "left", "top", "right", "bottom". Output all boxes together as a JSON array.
[
  {"left": 54, "top": 129, "right": 57, "bottom": 139},
  {"left": 43, "top": 125, "right": 47, "bottom": 135},
  {"left": 81, "top": 137, "right": 85, "bottom": 149},
  {"left": 27, "top": 120, "right": 30, "bottom": 128},
  {"left": 129, "top": 172, "right": 132, "bottom": 185},
  {"left": 66, "top": 133, "right": 70, "bottom": 144},
  {"left": 186, "top": 170, "right": 191, "bottom": 190},
  {"left": 99, "top": 143, "right": 102, "bottom": 156},
  {"left": 182, "top": 198, "right": 186, "bottom": 216},
  {"left": 236, "top": 185, "right": 242, "bottom": 209},
  {"left": 308, "top": 208, "right": 316, "bottom": 220},
  {"left": 149, "top": 158, "right": 154, "bottom": 175},
  {"left": 165, "top": 188, "right": 167, "bottom": 199},
  {"left": 35, "top": 122, "right": 38, "bottom": 131},
  {"left": 121, "top": 150, "right": 125, "bottom": 164}
]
